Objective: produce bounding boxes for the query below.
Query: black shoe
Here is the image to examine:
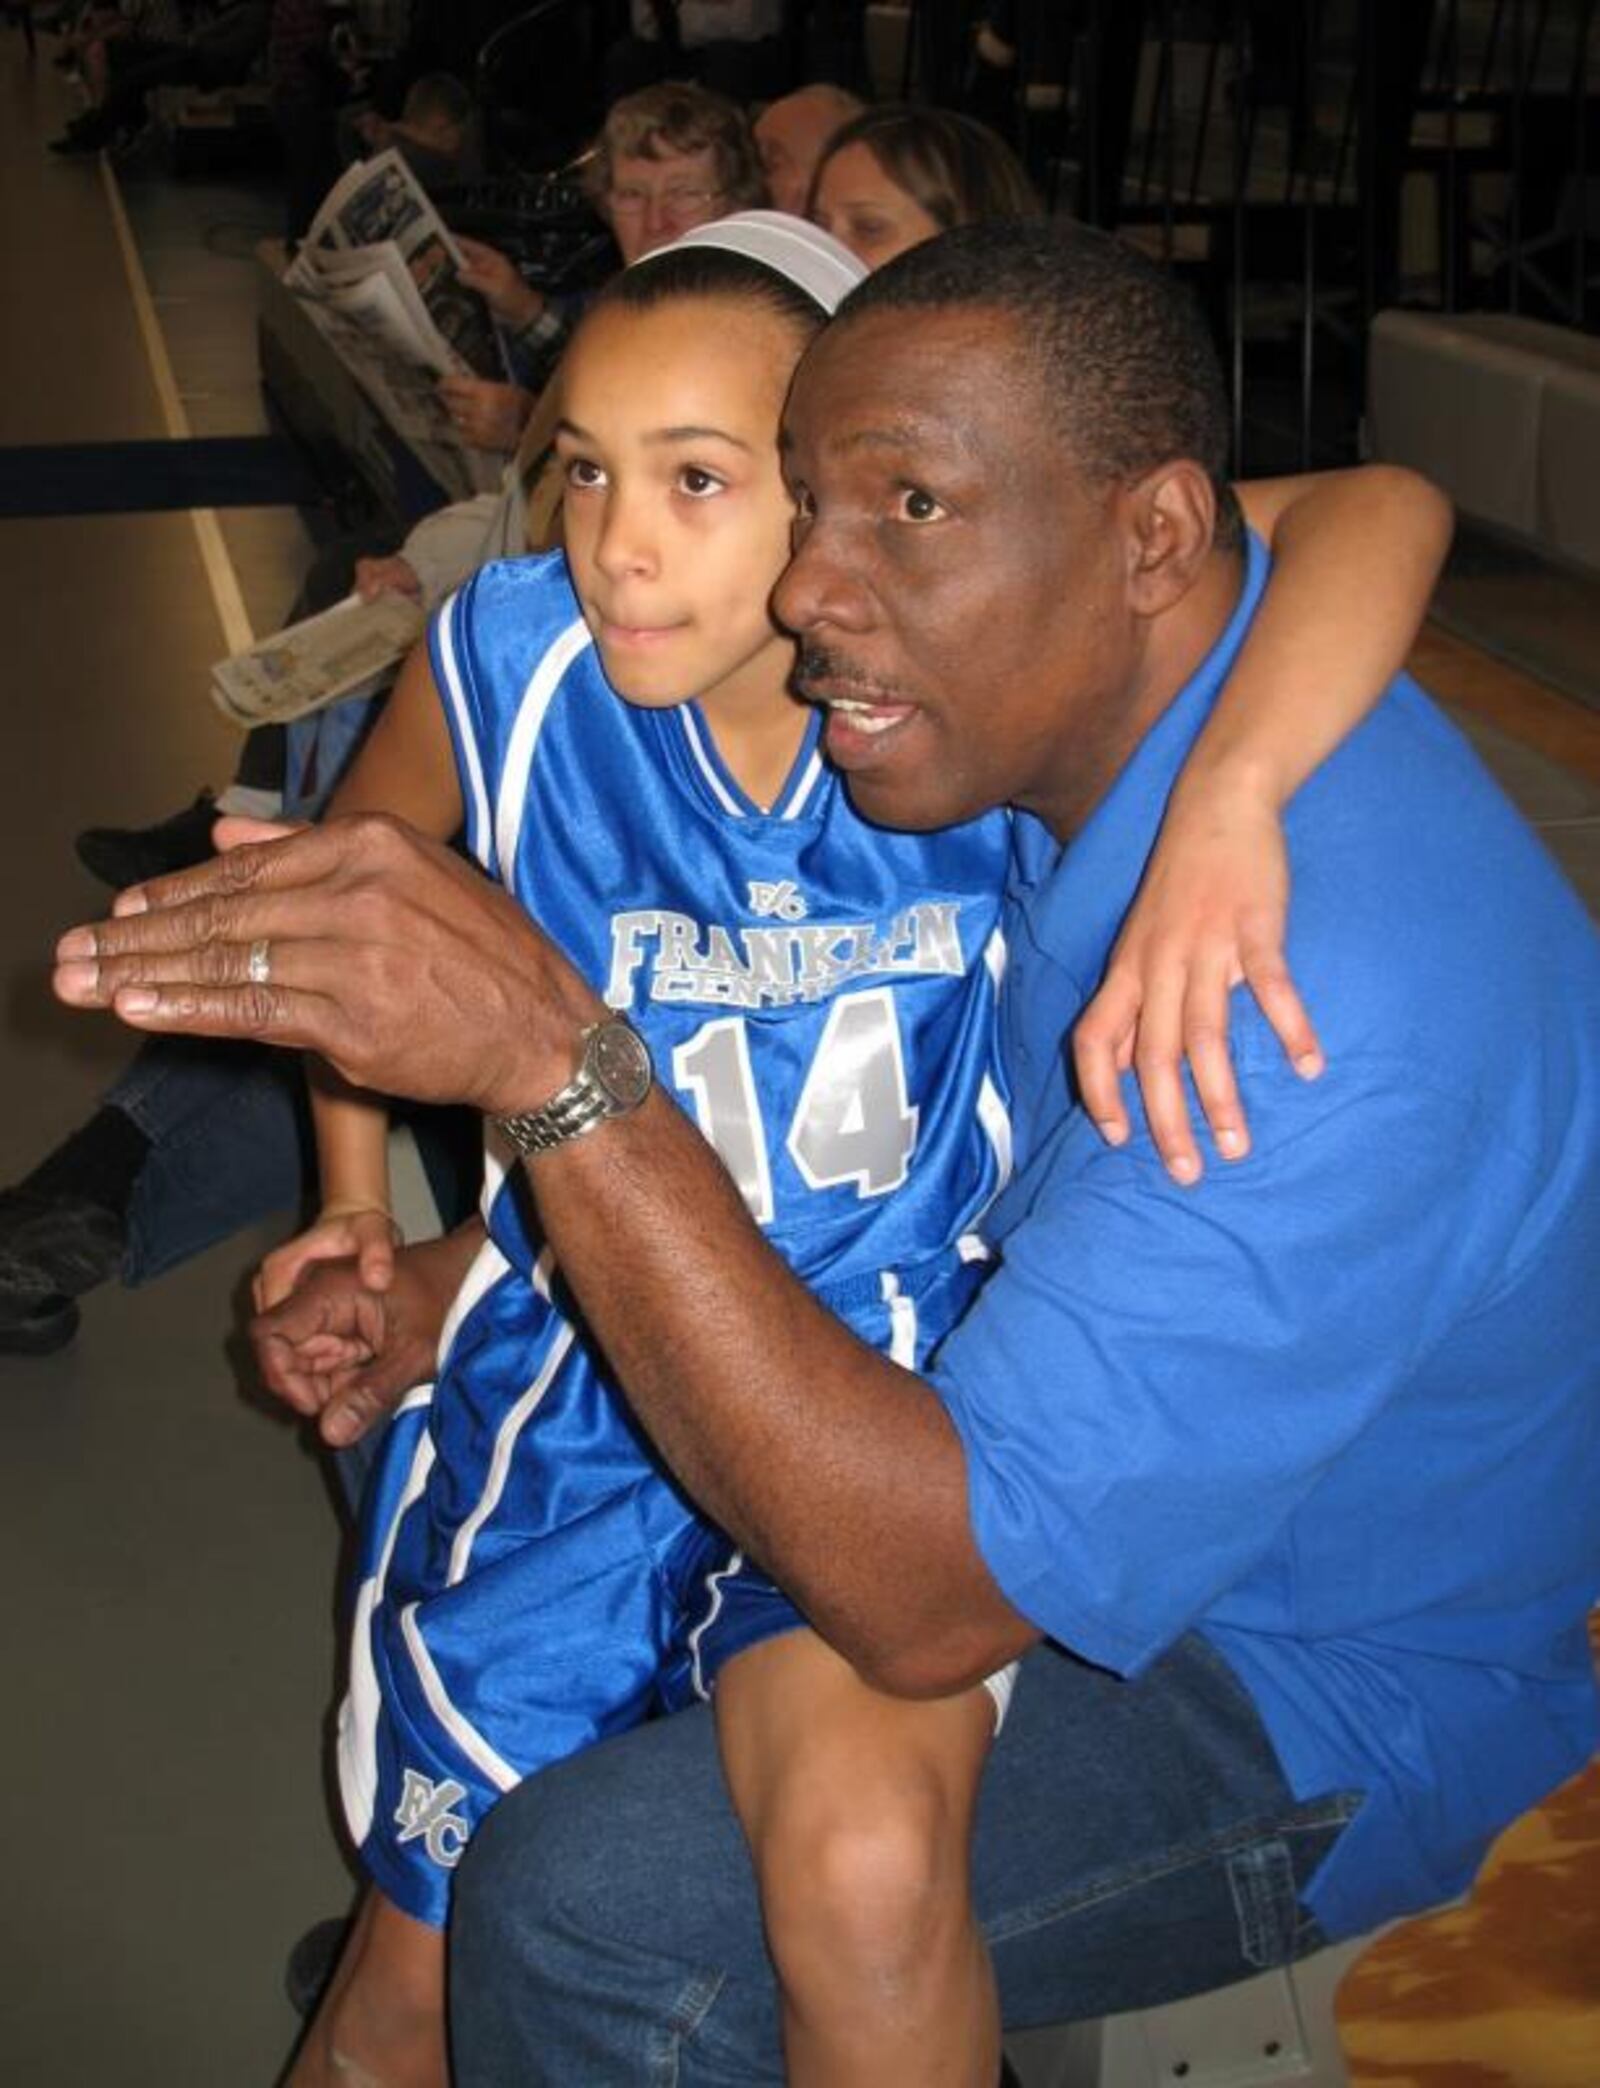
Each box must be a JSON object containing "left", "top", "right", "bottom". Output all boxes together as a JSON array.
[
  {"left": 285, "top": 1915, "right": 352, "bottom": 2019},
  {"left": 75, "top": 790, "right": 219, "bottom": 890},
  {"left": 0, "top": 1277, "right": 79, "bottom": 1358},
  {"left": 0, "top": 1187, "right": 125, "bottom": 1296}
]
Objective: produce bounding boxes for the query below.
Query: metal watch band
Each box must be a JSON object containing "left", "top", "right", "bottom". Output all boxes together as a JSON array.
[
  {"left": 497, "top": 1086, "right": 614, "bottom": 1155},
  {"left": 493, "top": 1015, "right": 652, "bottom": 1158}
]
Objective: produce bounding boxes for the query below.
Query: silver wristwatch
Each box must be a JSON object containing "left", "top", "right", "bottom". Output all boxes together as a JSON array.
[{"left": 493, "top": 1015, "right": 653, "bottom": 1157}]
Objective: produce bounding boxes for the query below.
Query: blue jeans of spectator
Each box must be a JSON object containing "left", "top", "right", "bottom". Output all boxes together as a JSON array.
[
  {"left": 451, "top": 1632, "right": 1360, "bottom": 2084},
  {"left": 116, "top": 1036, "right": 314, "bottom": 1287}
]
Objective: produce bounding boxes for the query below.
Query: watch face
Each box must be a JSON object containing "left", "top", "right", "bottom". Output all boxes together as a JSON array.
[{"left": 589, "top": 1018, "right": 652, "bottom": 1110}]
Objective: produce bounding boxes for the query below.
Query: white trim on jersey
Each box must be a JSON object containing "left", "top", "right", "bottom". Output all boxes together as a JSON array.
[
  {"left": 687, "top": 1547, "right": 745, "bottom": 1701},
  {"left": 678, "top": 706, "right": 746, "bottom": 819},
  {"left": 777, "top": 747, "right": 825, "bottom": 821},
  {"left": 434, "top": 595, "right": 493, "bottom": 870},
  {"left": 977, "top": 926, "right": 1014, "bottom": 1200},
  {"left": 977, "top": 1073, "right": 1014, "bottom": 1195},
  {"left": 339, "top": 1421, "right": 440, "bottom": 1845},
  {"left": 445, "top": 1321, "right": 579, "bottom": 1587},
  {"left": 399, "top": 1602, "right": 521, "bottom": 1794},
  {"left": 495, "top": 616, "right": 595, "bottom": 884},
  {"left": 436, "top": 1233, "right": 512, "bottom": 1375},
  {"left": 880, "top": 1269, "right": 920, "bottom": 1368}
]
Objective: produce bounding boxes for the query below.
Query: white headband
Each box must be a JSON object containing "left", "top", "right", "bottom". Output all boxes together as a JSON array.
[{"left": 635, "top": 210, "right": 866, "bottom": 316}]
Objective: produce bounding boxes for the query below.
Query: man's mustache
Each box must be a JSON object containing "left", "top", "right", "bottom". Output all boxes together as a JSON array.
[{"left": 795, "top": 646, "right": 910, "bottom": 703}]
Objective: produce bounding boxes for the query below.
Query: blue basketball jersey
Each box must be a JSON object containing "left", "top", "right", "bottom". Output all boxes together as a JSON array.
[{"left": 340, "top": 551, "right": 1013, "bottom": 1925}]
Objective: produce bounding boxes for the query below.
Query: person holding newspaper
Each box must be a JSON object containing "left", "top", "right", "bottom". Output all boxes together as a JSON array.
[{"left": 439, "top": 79, "right": 768, "bottom": 457}]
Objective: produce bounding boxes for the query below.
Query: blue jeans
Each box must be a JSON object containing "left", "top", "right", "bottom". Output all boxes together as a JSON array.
[
  {"left": 114, "top": 1038, "right": 315, "bottom": 1286},
  {"left": 451, "top": 1633, "right": 1360, "bottom": 2085}
]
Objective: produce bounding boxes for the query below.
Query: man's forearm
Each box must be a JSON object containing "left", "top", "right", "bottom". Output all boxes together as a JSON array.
[{"left": 526, "top": 1091, "right": 1034, "bottom": 1695}]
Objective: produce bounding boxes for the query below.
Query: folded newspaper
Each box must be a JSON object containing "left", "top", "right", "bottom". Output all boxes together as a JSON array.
[
  {"left": 211, "top": 591, "right": 427, "bottom": 728},
  {"left": 285, "top": 148, "right": 505, "bottom": 482}
]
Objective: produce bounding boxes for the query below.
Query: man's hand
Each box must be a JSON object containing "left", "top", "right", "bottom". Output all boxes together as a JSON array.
[
  {"left": 353, "top": 553, "right": 421, "bottom": 602},
  {"left": 51, "top": 813, "right": 599, "bottom": 1116},
  {"left": 437, "top": 374, "right": 533, "bottom": 454},
  {"left": 253, "top": 1234, "right": 467, "bottom": 1446}
]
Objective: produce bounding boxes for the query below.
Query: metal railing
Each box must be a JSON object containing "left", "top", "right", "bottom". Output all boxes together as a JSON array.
[{"left": 956, "top": 0, "right": 1596, "bottom": 470}]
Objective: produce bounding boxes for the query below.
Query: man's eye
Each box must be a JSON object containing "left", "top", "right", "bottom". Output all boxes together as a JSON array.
[{"left": 897, "top": 486, "right": 945, "bottom": 523}]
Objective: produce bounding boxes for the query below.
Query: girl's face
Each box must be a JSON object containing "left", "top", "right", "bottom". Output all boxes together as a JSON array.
[
  {"left": 810, "top": 141, "right": 942, "bottom": 270},
  {"left": 557, "top": 297, "right": 806, "bottom": 724}
]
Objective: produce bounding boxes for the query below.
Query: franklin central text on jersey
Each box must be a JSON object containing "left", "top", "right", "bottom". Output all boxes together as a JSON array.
[{"left": 605, "top": 887, "right": 966, "bottom": 1011}]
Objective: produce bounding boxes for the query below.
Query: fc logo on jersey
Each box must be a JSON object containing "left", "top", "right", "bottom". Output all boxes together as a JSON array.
[
  {"left": 394, "top": 1769, "right": 470, "bottom": 1868},
  {"left": 748, "top": 879, "right": 807, "bottom": 921}
]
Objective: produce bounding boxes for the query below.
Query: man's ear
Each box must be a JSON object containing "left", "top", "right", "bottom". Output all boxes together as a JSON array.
[{"left": 1122, "top": 459, "right": 1217, "bottom": 615}]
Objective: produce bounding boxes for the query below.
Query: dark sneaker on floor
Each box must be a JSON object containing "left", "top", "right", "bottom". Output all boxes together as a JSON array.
[
  {"left": 75, "top": 790, "right": 219, "bottom": 890},
  {"left": 0, "top": 1288, "right": 79, "bottom": 1357},
  {"left": 0, "top": 1187, "right": 125, "bottom": 1296}
]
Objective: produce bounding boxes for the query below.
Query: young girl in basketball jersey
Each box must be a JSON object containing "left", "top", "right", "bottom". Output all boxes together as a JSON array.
[{"left": 256, "top": 216, "right": 1450, "bottom": 2088}]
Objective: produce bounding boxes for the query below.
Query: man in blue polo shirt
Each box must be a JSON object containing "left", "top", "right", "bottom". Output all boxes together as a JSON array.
[{"left": 55, "top": 221, "right": 1600, "bottom": 2078}]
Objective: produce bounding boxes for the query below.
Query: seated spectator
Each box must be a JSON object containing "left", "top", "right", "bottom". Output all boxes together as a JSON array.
[
  {"left": 47, "top": 0, "right": 270, "bottom": 153},
  {"left": 808, "top": 100, "right": 1042, "bottom": 269},
  {"left": 347, "top": 69, "right": 482, "bottom": 192},
  {"left": 428, "top": 78, "right": 766, "bottom": 479},
  {"left": 751, "top": 78, "right": 861, "bottom": 216},
  {"left": 605, "top": 0, "right": 789, "bottom": 107}
]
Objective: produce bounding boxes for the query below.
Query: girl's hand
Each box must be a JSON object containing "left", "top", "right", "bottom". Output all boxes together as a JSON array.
[
  {"left": 254, "top": 1203, "right": 401, "bottom": 1313},
  {"left": 1073, "top": 777, "right": 1325, "bottom": 1184}
]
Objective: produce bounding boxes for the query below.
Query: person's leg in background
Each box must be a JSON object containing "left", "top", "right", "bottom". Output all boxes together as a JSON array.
[
  {"left": 0, "top": 1029, "right": 479, "bottom": 1360},
  {"left": 451, "top": 1635, "right": 1357, "bottom": 2087}
]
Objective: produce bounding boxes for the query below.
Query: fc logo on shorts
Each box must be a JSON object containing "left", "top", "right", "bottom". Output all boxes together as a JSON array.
[{"left": 394, "top": 1769, "right": 470, "bottom": 1868}]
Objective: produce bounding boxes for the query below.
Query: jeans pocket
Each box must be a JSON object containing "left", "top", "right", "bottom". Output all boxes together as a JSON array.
[
  {"left": 1227, "top": 1835, "right": 1303, "bottom": 1970},
  {"left": 1226, "top": 1787, "right": 1364, "bottom": 1971}
]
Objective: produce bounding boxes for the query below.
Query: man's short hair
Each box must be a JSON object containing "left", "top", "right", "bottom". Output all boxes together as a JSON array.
[
  {"left": 840, "top": 220, "right": 1242, "bottom": 546},
  {"left": 401, "top": 72, "right": 473, "bottom": 133},
  {"left": 582, "top": 81, "right": 764, "bottom": 213}
]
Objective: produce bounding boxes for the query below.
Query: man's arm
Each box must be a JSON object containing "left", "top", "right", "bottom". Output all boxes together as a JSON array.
[
  {"left": 532, "top": 1083, "right": 1037, "bottom": 1695},
  {"left": 51, "top": 816, "right": 1032, "bottom": 1695}
]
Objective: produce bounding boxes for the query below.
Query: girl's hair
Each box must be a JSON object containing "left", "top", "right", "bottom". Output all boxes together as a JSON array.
[
  {"left": 580, "top": 81, "right": 765, "bottom": 214},
  {"left": 806, "top": 103, "right": 1043, "bottom": 232},
  {"left": 591, "top": 241, "right": 830, "bottom": 343}
]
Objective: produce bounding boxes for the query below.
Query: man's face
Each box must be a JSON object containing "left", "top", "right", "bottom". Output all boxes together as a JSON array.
[
  {"left": 606, "top": 144, "right": 726, "bottom": 265},
  {"left": 754, "top": 91, "right": 850, "bottom": 216},
  {"left": 775, "top": 306, "right": 1141, "bottom": 837}
]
